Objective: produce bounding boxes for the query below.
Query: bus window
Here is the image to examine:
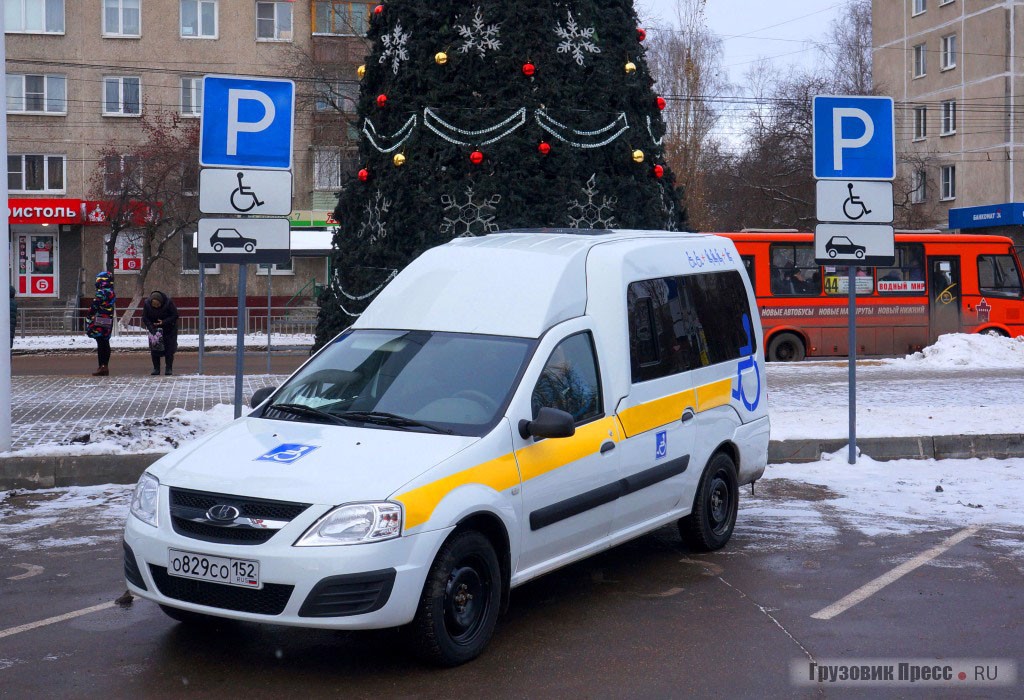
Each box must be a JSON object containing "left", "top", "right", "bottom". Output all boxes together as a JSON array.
[
  {"left": 822, "top": 266, "right": 874, "bottom": 295},
  {"left": 978, "top": 255, "right": 1023, "bottom": 298},
  {"left": 877, "top": 244, "right": 926, "bottom": 294},
  {"left": 740, "top": 255, "right": 756, "bottom": 290},
  {"left": 770, "top": 244, "right": 819, "bottom": 296}
]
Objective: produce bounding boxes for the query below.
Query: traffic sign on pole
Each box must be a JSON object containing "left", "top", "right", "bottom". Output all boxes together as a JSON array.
[
  {"left": 814, "top": 224, "right": 895, "bottom": 266},
  {"left": 200, "top": 75, "right": 295, "bottom": 170},
  {"left": 815, "top": 180, "right": 893, "bottom": 224},
  {"left": 812, "top": 95, "right": 895, "bottom": 181},
  {"left": 199, "top": 168, "right": 293, "bottom": 216},
  {"left": 197, "top": 218, "right": 291, "bottom": 264}
]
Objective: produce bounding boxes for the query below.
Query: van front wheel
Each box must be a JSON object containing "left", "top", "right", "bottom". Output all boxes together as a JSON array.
[
  {"left": 679, "top": 452, "right": 739, "bottom": 552},
  {"left": 412, "top": 530, "right": 502, "bottom": 666},
  {"left": 768, "top": 332, "right": 805, "bottom": 362}
]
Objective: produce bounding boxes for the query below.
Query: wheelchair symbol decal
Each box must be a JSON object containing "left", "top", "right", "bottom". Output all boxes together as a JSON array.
[
  {"left": 731, "top": 313, "right": 761, "bottom": 412},
  {"left": 256, "top": 443, "right": 320, "bottom": 464},
  {"left": 655, "top": 430, "right": 667, "bottom": 460}
]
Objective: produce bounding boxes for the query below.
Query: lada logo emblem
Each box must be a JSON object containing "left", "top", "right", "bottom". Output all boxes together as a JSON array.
[{"left": 206, "top": 505, "right": 240, "bottom": 523}]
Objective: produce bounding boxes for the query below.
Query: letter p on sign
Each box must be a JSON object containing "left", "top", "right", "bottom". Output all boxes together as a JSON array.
[
  {"left": 200, "top": 75, "right": 295, "bottom": 170},
  {"left": 813, "top": 95, "right": 894, "bottom": 181}
]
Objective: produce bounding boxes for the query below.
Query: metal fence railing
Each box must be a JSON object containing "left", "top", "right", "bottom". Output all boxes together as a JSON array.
[{"left": 14, "top": 305, "right": 318, "bottom": 338}]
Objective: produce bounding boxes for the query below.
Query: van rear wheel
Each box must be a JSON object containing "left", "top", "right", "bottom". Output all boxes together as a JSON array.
[
  {"left": 768, "top": 332, "right": 805, "bottom": 362},
  {"left": 412, "top": 530, "right": 501, "bottom": 666},
  {"left": 679, "top": 452, "right": 739, "bottom": 552}
]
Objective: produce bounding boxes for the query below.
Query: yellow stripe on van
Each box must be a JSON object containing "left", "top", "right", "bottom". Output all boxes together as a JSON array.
[
  {"left": 617, "top": 389, "right": 697, "bottom": 437},
  {"left": 514, "top": 417, "right": 621, "bottom": 482},
  {"left": 696, "top": 377, "right": 733, "bottom": 412}
]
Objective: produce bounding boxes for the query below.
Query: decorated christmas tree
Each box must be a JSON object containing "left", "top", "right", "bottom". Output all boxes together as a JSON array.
[{"left": 315, "top": 0, "right": 686, "bottom": 346}]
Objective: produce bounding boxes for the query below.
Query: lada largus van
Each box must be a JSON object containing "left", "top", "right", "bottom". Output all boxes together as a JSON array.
[{"left": 123, "top": 229, "right": 769, "bottom": 666}]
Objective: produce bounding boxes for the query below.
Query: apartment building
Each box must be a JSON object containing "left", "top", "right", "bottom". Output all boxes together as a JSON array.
[
  {"left": 6, "top": 0, "right": 368, "bottom": 309},
  {"left": 873, "top": 0, "right": 1024, "bottom": 245}
]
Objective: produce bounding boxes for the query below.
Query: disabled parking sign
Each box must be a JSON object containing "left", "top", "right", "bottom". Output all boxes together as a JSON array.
[{"left": 200, "top": 75, "right": 295, "bottom": 170}]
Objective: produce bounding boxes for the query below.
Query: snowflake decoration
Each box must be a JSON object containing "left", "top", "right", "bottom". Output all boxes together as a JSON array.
[
  {"left": 567, "top": 175, "right": 617, "bottom": 229},
  {"left": 660, "top": 186, "right": 678, "bottom": 231},
  {"left": 441, "top": 187, "right": 502, "bottom": 237},
  {"left": 555, "top": 10, "right": 600, "bottom": 66},
  {"left": 357, "top": 190, "right": 392, "bottom": 244},
  {"left": 379, "top": 21, "right": 411, "bottom": 75},
  {"left": 456, "top": 6, "right": 501, "bottom": 58}
]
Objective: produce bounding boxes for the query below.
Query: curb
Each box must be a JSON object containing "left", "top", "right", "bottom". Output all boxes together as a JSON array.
[{"left": 3, "top": 433, "right": 1024, "bottom": 491}]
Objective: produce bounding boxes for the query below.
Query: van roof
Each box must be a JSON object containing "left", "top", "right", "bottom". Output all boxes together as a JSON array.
[{"left": 353, "top": 229, "right": 716, "bottom": 338}]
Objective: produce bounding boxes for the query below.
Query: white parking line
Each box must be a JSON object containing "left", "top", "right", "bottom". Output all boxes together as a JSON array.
[
  {"left": 811, "top": 526, "right": 981, "bottom": 621},
  {"left": 0, "top": 602, "right": 116, "bottom": 640}
]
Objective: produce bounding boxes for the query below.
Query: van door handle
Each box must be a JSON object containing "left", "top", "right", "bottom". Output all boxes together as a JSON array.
[
  {"left": 681, "top": 408, "right": 695, "bottom": 424},
  {"left": 600, "top": 441, "right": 616, "bottom": 454}
]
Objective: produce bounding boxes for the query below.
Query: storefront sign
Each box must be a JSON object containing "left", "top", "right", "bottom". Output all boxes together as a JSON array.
[
  {"left": 105, "top": 232, "right": 144, "bottom": 273},
  {"left": 84, "top": 200, "right": 161, "bottom": 226},
  {"left": 8, "top": 198, "right": 83, "bottom": 224}
]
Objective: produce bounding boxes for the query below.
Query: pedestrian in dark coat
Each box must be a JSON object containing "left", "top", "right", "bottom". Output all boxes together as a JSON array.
[
  {"left": 143, "top": 290, "right": 179, "bottom": 375},
  {"left": 9, "top": 286, "right": 17, "bottom": 352},
  {"left": 85, "top": 272, "right": 116, "bottom": 376}
]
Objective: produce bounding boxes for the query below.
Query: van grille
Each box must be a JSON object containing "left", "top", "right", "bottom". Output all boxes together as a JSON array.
[
  {"left": 168, "top": 487, "right": 310, "bottom": 545},
  {"left": 150, "top": 566, "right": 293, "bottom": 615}
]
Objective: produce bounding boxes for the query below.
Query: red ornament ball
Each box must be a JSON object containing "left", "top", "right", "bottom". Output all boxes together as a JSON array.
[
  {"left": 469, "top": 150, "right": 484, "bottom": 165},
  {"left": 522, "top": 62, "right": 536, "bottom": 77},
  {"left": 358, "top": 168, "right": 369, "bottom": 182},
  {"left": 653, "top": 164, "right": 664, "bottom": 179},
  {"left": 376, "top": 94, "right": 387, "bottom": 108},
  {"left": 373, "top": 5, "right": 383, "bottom": 15},
  {"left": 656, "top": 96, "right": 667, "bottom": 110},
  {"left": 637, "top": 27, "right": 647, "bottom": 42},
  {"left": 538, "top": 141, "right": 551, "bottom": 156}
]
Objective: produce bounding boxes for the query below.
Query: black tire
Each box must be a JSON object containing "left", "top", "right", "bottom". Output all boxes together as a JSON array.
[
  {"left": 767, "top": 332, "right": 805, "bottom": 362},
  {"left": 212, "top": 242, "right": 223, "bottom": 252},
  {"left": 412, "top": 530, "right": 502, "bottom": 667},
  {"left": 679, "top": 452, "right": 739, "bottom": 552},
  {"left": 828, "top": 249, "right": 837, "bottom": 258},
  {"left": 244, "top": 243, "right": 255, "bottom": 253},
  {"left": 855, "top": 249, "right": 865, "bottom": 259},
  {"left": 158, "top": 604, "right": 218, "bottom": 626}
]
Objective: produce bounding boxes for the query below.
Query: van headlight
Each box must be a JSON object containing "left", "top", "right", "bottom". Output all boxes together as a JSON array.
[
  {"left": 294, "top": 502, "right": 403, "bottom": 546},
  {"left": 130, "top": 473, "right": 160, "bottom": 527}
]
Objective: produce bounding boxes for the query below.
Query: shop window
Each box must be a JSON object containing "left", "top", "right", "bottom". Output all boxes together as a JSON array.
[
  {"left": 181, "top": 0, "right": 216, "bottom": 37},
  {"left": 978, "top": 255, "right": 1023, "bottom": 298},
  {"left": 6, "top": 74, "right": 66, "bottom": 114},
  {"left": 103, "top": 76, "right": 141, "bottom": 116},
  {"left": 769, "top": 243, "right": 820, "bottom": 296},
  {"left": 181, "top": 234, "right": 219, "bottom": 274},
  {"left": 4, "top": 0, "right": 65, "bottom": 33},
  {"left": 103, "top": 0, "right": 140, "bottom": 37},
  {"left": 315, "top": 80, "right": 357, "bottom": 112},
  {"left": 8, "top": 154, "right": 65, "bottom": 193},
  {"left": 313, "top": 1, "right": 371, "bottom": 35},
  {"left": 256, "top": 1, "right": 292, "bottom": 40},
  {"left": 180, "top": 76, "right": 202, "bottom": 117}
]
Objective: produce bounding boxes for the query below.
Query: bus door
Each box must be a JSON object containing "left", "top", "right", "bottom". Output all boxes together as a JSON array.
[{"left": 928, "top": 256, "right": 960, "bottom": 342}]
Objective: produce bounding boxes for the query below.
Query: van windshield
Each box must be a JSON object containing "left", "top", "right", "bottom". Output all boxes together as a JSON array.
[{"left": 261, "top": 330, "right": 535, "bottom": 436}]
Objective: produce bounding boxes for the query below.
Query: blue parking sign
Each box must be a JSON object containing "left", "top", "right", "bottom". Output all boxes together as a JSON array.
[
  {"left": 200, "top": 75, "right": 295, "bottom": 170},
  {"left": 813, "top": 95, "right": 895, "bottom": 181}
]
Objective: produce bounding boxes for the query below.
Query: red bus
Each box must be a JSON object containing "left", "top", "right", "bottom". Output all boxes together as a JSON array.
[{"left": 717, "top": 231, "right": 1024, "bottom": 361}]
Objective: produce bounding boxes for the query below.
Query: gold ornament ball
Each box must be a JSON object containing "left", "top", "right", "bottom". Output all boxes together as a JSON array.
[
  {"left": 435, "top": 51, "right": 448, "bottom": 65},
  {"left": 357, "top": 64, "right": 366, "bottom": 79},
  {"left": 632, "top": 149, "right": 645, "bottom": 164},
  {"left": 625, "top": 61, "right": 637, "bottom": 74},
  {"left": 393, "top": 153, "right": 406, "bottom": 167}
]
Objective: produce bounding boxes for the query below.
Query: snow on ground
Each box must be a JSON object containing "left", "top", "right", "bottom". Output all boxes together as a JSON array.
[
  {"left": 0, "top": 484, "right": 131, "bottom": 552},
  {"left": 13, "top": 332, "right": 314, "bottom": 352},
  {"left": 884, "top": 332, "right": 1024, "bottom": 370}
]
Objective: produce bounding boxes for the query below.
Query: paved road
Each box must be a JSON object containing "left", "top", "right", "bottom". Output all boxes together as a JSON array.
[{"left": 0, "top": 481, "right": 1020, "bottom": 698}]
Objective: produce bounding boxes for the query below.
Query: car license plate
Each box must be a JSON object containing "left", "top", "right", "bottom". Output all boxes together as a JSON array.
[{"left": 167, "top": 549, "right": 261, "bottom": 589}]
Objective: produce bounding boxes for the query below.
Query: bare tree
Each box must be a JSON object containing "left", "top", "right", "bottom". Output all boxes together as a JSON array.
[{"left": 820, "top": 0, "right": 873, "bottom": 96}]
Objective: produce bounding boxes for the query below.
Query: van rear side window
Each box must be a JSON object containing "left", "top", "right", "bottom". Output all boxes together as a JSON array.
[{"left": 628, "top": 270, "right": 753, "bottom": 382}]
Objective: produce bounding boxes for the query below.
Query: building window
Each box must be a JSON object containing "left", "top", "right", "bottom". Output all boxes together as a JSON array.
[
  {"left": 314, "top": 148, "right": 342, "bottom": 190},
  {"left": 180, "top": 76, "right": 202, "bottom": 116},
  {"left": 103, "top": 76, "right": 141, "bottom": 116},
  {"left": 103, "top": 0, "right": 140, "bottom": 36},
  {"left": 913, "top": 106, "right": 927, "bottom": 140},
  {"left": 941, "top": 99, "right": 956, "bottom": 135},
  {"left": 181, "top": 0, "right": 216, "bottom": 37},
  {"left": 940, "top": 165, "right": 956, "bottom": 201},
  {"left": 103, "top": 154, "right": 143, "bottom": 194},
  {"left": 910, "top": 169, "right": 926, "bottom": 204},
  {"left": 913, "top": 44, "right": 926, "bottom": 77},
  {"left": 939, "top": 0, "right": 954, "bottom": 6},
  {"left": 4, "top": 0, "right": 65, "bottom": 33},
  {"left": 6, "top": 74, "right": 66, "bottom": 114},
  {"left": 940, "top": 34, "right": 957, "bottom": 70},
  {"left": 313, "top": 1, "right": 371, "bottom": 35},
  {"left": 256, "top": 1, "right": 292, "bottom": 40},
  {"left": 8, "top": 154, "right": 65, "bottom": 193},
  {"left": 257, "top": 260, "right": 294, "bottom": 275},
  {"left": 182, "top": 234, "right": 219, "bottom": 274},
  {"left": 913, "top": 0, "right": 926, "bottom": 15},
  {"left": 315, "top": 80, "right": 358, "bottom": 112}
]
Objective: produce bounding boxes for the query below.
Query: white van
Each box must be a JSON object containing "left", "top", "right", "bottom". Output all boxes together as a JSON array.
[{"left": 123, "top": 230, "right": 769, "bottom": 665}]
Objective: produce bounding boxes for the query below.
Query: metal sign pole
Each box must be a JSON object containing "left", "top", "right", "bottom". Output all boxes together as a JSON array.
[
  {"left": 0, "top": 16, "right": 12, "bottom": 452},
  {"left": 266, "top": 269, "right": 272, "bottom": 374},
  {"left": 234, "top": 264, "right": 247, "bottom": 418},
  {"left": 198, "top": 260, "right": 206, "bottom": 375},
  {"left": 848, "top": 265, "right": 857, "bottom": 464}
]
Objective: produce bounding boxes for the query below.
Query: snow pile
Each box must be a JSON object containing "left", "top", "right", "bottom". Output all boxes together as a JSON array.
[
  {"left": 13, "top": 332, "right": 314, "bottom": 353},
  {"left": 0, "top": 484, "right": 131, "bottom": 552},
  {"left": 888, "top": 332, "right": 1024, "bottom": 369},
  {"left": 9, "top": 404, "right": 244, "bottom": 457}
]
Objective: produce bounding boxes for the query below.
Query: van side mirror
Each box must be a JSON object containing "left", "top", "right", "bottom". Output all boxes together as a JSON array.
[
  {"left": 519, "top": 407, "right": 576, "bottom": 440},
  {"left": 250, "top": 386, "right": 276, "bottom": 408}
]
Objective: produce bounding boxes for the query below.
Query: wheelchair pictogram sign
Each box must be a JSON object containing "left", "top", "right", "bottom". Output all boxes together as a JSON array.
[
  {"left": 731, "top": 313, "right": 761, "bottom": 412},
  {"left": 256, "top": 444, "right": 320, "bottom": 464}
]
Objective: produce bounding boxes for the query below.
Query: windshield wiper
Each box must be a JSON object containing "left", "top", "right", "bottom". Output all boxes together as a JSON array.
[
  {"left": 335, "top": 410, "right": 453, "bottom": 435},
  {"left": 266, "top": 403, "right": 354, "bottom": 426}
]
